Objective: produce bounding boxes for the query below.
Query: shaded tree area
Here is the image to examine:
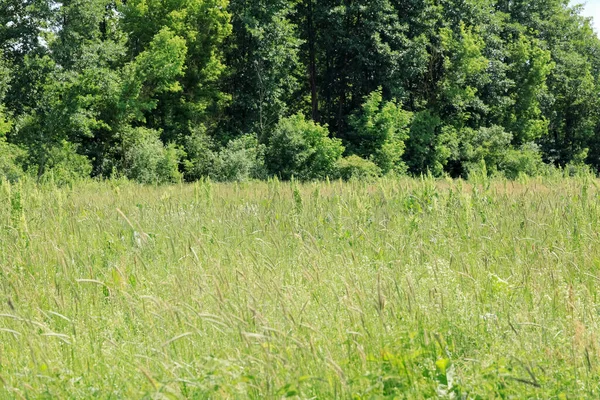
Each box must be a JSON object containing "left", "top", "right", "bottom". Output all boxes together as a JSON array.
[{"left": 1, "top": 0, "right": 599, "bottom": 183}]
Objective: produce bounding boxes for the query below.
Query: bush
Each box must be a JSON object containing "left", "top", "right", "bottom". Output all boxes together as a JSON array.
[
  {"left": 266, "top": 114, "right": 344, "bottom": 180},
  {"left": 405, "top": 110, "right": 444, "bottom": 175},
  {"left": 183, "top": 126, "right": 217, "bottom": 181},
  {"left": 184, "top": 129, "right": 266, "bottom": 182},
  {"left": 0, "top": 101, "right": 26, "bottom": 182},
  {"left": 561, "top": 148, "right": 593, "bottom": 177},
  {"left": 0, "top": 137, "right": 26, "bottom": 182},
  {"left": 334, "top": 155, "right": 381, "bottom": 181},
  {"left": 461, "top": 126, "right": 547, "bottom": 180},
  {"left": 38, "top": 140, "right": 92, "bottom": 185},
  {"left": 500, "top": 142, "right": 544, "bottom": 179},
  {"left": 462, "top": 125, "right": 513, "bottom": 176},
  {"left": 349, "top": 89, "right": 412, "bottom": 174},
  {"left": 123, "top": 127, "right": 182, "bottom": 184},
  {"left": 212, "top": 135, "right": 267, "bottom": 182}
]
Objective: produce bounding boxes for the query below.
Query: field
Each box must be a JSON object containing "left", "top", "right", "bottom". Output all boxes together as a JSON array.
[{"left": 1, "top": 175, "right": 600, "bottom": 398}]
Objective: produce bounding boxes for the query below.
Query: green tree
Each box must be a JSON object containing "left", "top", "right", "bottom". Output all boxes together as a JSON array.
[
  {"left": 0, "top": 0, "right": 54, "bottom": 116},
  {"left": 13, "top": 0, "right": 188, "bottom": 178},
  {"left": 266, "top": 113, "right": 344, "bottom": 180},
  {"left": 223, "top": 0, "right": 303, "bottom": 141},
  {"left": 504, "top": 35, "right": 553, "bottom": 145},
  {"left": 298, "top": 0, "right": 412, "bottom": 135},
  {"left": 438, "top": 23, "right": 489, "bottom": 125},
  {"left": 0, "top": 54, "right": 25, "bottom": 181},
  {"left": 120, "top": 0, "right": 232, "bottom": 142},
  {"left": 538, "top": 6, "right": 600, "bottom": 167},
  {"left": 0, "top": 56, "right": 10, "bottom": 135},
  {"left": 348, "top": 89, "right": 412, "bottom": 174}
]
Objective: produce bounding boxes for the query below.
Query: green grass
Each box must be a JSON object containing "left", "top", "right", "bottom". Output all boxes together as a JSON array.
[{"left": 1, "top": 175, "right": 600, "bottom": 398}]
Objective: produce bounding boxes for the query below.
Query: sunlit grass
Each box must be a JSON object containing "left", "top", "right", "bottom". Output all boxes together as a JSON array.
[{"left": 1, "top": 174, "right": 600, "bottom": 398}]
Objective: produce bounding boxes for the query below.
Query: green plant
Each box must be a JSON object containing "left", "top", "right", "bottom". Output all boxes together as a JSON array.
[
  {"left": 0, "top": 137, "right": 26, "bottom": 182},
  {"left": 184, "top": 130, "right": 267, "bottom": 182},
  {"left": 348, "top": 88, "right": 412, "bottom": 174},
  {"left": 462, "top": 125, "right": 513, "bottom": 176},
  {"left": 212, "top": 135, "right": 267, "bottom": 182},
  {"left": 38, "top": 140, "right": 92, "bottom": 185},
  {"left": 500, "top": 142, "right": 544, "bottom": 179},
  {"left": 334, "top": 155, "right": 381, "bottom": 181},
  {"left": 183, "top": 126, "right": 217, "bottom": 181},
  {"left": 266, "top": 113, "right": 344, "bottom": 180},
  {"left": 123, "top": 127, "right": 182, "bottom": 184},
  {"left": 2, "top": 176, "right": 600, "bottom": 398}
]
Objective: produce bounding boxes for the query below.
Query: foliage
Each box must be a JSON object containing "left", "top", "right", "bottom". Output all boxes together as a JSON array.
[
  {"left": 499, "top": 142, "right": 544, "bottom": 179},
  {"left": 223, "top": 0, "right": 303, "bottom": 139},
  {"left": 183, "top": 126, "right": 218, "bottom": 181},
  {"left": 334, "top": 155, "right": 381, "bottom": 181},
  {"left": 1, "top": 0, "right": 600, "bottom": 180},
  {"left": 120, "top": 0, "right": 232, "bottom": 140},
  {"left": 0, "top": 55, "right": 23, "bottom": 181},
  {"left": 348, "top": 89, "right": 412, "bottom": 174},
  {"left": 212, "top": 135, "right": 267, "bottom": 181},
  {"left": 439, "top": 23, "right": 489, "bottom": 119},
  {"left": 0, "top": 138, "right": 26, "bottom": 182},
  {"left": 184, "top": 129, "right": 266, "bottom": 181},
  {"left": 35, "top": 140, "right": 93, "bottom": 185},
  {"left": 298, "top": 0, "right": 414, "bottom": 133},
  {"left": 405, "top": 110, "right": 445, "bottom": 175},
  {"left": 266, "top": 113, "right": 344, "bottom": 180},
  {"left": 505, "top": 35, "right": 554, "bottom": 144},
  {"left": 0, "top": 56, "right": 10, "bottom": 135},
  {"left": 461, "top": 125, "right": 513, "bottom": 176},
  {"left": 123, "top": 127, "right": 182, "bottom": 184}
]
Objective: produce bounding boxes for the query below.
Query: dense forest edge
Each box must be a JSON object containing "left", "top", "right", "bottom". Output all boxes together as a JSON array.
[{"left": 1, "top": 0, "right": 600, "bottom": 184}]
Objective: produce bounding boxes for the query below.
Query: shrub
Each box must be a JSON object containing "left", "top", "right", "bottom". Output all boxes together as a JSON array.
[
  {"left": 500, "top": 142, "right": 544, "bottom": 179},
  {"left": 212, "top": 135, "right": 267, "bottom": 182},
  {"left": 0, "top": 101, "right": 26, "bottom": 182},
  {"left": 462, "top": 125, "right": 513, "bottom": 176},
  {"left": 38, "top": 140, "right": 92, "bottom": 185},
  {"left": 184, "top": 129, "right": 266, "bottom": 182},
  {"left": 266, "top": 114, "right": 344, "bottom": 180},
  {"left": 461, "top": 126, "right": 547, "bottom": 180},
  {"left": 562, "top": 149, "right": 594, "bottom": 177},
  {"left": 405, "top": 110, "right": 444, "bottom": 175},
  {"left": 183, "top": 126, "right": 217, "bottom": 181},
  {"left": 0, "top": 137, "right": 26, "bottom": 182},
  {"left": 349, "top": 88, "right": 412, "bottom": 174},
  {"left": 334, "top": 155, "right": 381, "bottom": 181},
  {"left": 123, "top": 127, "right": 182, "bottom": 184}
]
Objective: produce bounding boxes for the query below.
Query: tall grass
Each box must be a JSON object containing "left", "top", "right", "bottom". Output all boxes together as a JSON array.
[{"left": 1, "top": 174, "right": 600, "bottom": 398}]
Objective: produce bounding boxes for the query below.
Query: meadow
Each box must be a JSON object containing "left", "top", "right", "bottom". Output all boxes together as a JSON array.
[{"left": 1, "top": 174, "right": 600, "bottom": 398}]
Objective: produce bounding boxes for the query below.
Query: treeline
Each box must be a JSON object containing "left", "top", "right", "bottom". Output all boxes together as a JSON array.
[{"left": 1, "top": 0, "right": 600, "bottom": 183}]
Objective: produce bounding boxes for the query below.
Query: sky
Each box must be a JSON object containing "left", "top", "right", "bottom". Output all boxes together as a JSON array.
[{"left": 577, "top": 0, "right": 600, "bottom": 33}]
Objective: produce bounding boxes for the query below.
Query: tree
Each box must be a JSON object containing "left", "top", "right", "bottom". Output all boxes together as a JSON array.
[
  {"left": 504, "top": 34, "right": 553, "bottom": 145},
  {"left": 0, "top": 0, "right": 54, "bottom": 115},
  {"left": 120, "top": 0, "right": 232, "bottom": 142},
  {"left": 298, "top": 0, "right": 412, "bottom": 136},
  {"left": 0, "top": 54, "right": 26, "bottom": 181},
  {"left": 223, "top": 0, "right": 303, "bottom": 141},
  {"left": 1, "top": 0, "right": 600, "bottom": 181},
  {"left": 13, "top": 1, "right": 188, "bottom": 178},
  {"left": 348, "top": 89, "right": 412, "bottom": 174},
  {"left": 0, "top": 55, "right": 10, "bottom": 135}
]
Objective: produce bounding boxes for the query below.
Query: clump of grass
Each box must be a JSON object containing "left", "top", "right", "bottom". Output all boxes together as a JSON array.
[{"left": 1, "top": 175, "right": 600, "bottom": 398}]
